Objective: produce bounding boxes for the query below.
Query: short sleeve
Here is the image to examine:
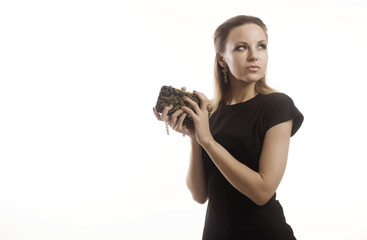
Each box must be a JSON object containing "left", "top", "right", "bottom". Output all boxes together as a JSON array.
[{"left": 264, "top": 93, "right": 304, "bottom": 136}]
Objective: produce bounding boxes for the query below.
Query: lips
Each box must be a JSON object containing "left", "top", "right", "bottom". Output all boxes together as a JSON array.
[{"left": 247, "top": 65, "right": 260, "bottom": 71}]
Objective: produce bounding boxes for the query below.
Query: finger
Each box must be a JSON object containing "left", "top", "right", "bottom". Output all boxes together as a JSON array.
[
  {"left": 161, "top": 105, "right": 173, "bottom": 121},
  {"left": 181, "top": 105, "right": 197, "bottom": 121},
  {"left": 174, "top": 113, "right": 187, "bottom": 131},
  {"left": 168, "top": 109, "right": 184, "bottom": 128},
  {"left": 170, "top": 109, "right": 184, "bottom": 119},
  {"left": 183, "top": 96, "right": 200, "bottom": 113},
  {"left": 153, "top": 107, "right": 163, "bottom": 121},
  {"left": 193, "top": 91, "right": 209, "bottom": 111}
]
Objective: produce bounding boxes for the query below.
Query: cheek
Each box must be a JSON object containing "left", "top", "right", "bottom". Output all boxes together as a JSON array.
[
  {"left": 262, "top": 53, "right": 268, "bottom": 65},
  {"left": 229, "top": 60, "right": 244, "bottom": 76},
  {"left": 228, "top": 54, "right": 244, "bottom": 68}
]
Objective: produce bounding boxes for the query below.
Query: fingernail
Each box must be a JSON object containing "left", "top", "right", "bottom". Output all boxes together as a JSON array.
[{"left": 169, "top": 104, "right": 173, "bottom": 108}]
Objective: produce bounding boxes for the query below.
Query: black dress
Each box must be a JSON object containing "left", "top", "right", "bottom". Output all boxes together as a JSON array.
[{"left": 202, "top": 93, "right": 304, "bottom": 240}]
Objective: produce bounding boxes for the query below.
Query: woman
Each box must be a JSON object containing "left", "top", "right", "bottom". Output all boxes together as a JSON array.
[{"left": 154, "top": 15, "right": 303, "bottom": 240}]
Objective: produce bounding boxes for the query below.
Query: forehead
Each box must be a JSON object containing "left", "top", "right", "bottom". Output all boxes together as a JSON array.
[{"left": 227, "top": 23, "right": 267, "bottom": 44}]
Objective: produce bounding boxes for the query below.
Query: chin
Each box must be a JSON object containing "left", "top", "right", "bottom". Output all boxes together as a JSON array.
[
  {"left": 238, "top": 77, "right": 262, "bottom": 84},
  {"left": 248, "top": 73, "right": 265, "bottom": 82},
  {"left": 232, "top": 72, "right": 264, "bottom": 84}
]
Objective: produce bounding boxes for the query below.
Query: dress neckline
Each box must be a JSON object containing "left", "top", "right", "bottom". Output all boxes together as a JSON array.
[{"left": 221, "top": 93, "right": 262, "bottom": 108}]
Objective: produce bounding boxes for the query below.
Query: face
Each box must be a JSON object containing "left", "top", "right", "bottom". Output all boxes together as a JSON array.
[{"left": 219, "top": 23, "right": 268, "bottom": 84}]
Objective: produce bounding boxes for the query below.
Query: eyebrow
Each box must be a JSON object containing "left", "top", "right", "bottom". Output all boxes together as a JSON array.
[{"left": 235, "top": 40, "right": 267, "bottom": 44}]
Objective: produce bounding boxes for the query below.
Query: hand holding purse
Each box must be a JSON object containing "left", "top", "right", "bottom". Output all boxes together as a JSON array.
[{"left": 155, "top": 85, "right": 200, "bottom": 127}]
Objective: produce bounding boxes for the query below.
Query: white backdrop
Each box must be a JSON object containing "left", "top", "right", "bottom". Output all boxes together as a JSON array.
[{"left": 1, "top": 0, "right": 367, "bottom": 239}]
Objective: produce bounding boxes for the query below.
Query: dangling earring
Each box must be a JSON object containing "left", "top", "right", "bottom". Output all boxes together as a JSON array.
[{"left": 222, "top": 68, "right": 228, "bottom": 83}]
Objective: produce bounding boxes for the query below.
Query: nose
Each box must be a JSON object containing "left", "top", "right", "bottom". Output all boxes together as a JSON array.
[{"left": 247, "top": 48, "right": 259, "bottom": 62}]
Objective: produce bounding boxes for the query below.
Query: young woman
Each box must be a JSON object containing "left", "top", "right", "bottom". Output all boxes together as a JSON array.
[{"left": 154, "top": 15, "right": 303, "bottom": 240}]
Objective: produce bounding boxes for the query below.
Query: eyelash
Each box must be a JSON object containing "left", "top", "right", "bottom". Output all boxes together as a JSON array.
[
  {"left": 236, "top": 46, "right": 247, "bottom": 51},
  {"left": 259, "top": 44, "right": 267, "bottom": 49},
  {"left": 235, "top": 44, "right": 267, "bottom": 51}
]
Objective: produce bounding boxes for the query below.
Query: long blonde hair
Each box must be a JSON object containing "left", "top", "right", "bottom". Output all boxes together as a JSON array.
[{"left": 212, "top": 15, "right": 275, "bottom": 113}]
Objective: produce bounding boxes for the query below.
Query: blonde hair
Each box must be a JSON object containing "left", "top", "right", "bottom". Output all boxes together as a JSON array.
[{"left": 212, "top": 15, "right": 275, "bottom": 113}]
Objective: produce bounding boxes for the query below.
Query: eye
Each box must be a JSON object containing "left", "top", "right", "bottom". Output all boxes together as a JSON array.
[
  {"left": 235, "top": 45, "right": 247, "bottom": 51},
  {"left": 259, "top": 44, "right": 267, "bottom": 50}
]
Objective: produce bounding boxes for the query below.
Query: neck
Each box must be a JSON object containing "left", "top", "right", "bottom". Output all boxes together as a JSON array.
[{"left": 227, "top": 80, "right": 257, "bottom": 105}]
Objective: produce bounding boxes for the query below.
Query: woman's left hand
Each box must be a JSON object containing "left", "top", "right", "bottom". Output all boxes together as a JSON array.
[{"left": 182, "top": 91, "right": 214, "bottom": 147}]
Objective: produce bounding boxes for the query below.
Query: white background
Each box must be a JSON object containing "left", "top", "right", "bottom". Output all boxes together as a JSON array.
[{"left": 1, "top": 0, "right": 367, "bottom": 239}]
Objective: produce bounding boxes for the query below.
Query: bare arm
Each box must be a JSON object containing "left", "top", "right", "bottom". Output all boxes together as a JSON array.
[
  {"left": 182, "top": 92, "right": 293, "bottom": 206},
  {"left": 202, "top": 120, "right": 292, "bottom": 206},
  {"left": 186, "top": 138, "right": 208, "bottom": 204},
  {"left": 153, "top": 106, "right": 207, "bottom": 204}
]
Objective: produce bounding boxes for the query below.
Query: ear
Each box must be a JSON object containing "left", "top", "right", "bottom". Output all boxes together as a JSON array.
[{"left": 216, "top": 53, "right": 227, "bottom": 68}]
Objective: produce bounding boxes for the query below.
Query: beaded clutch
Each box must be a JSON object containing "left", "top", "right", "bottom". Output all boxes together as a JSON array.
[{"left": 155, "top": 85, "right": 200, "bottom": 127}]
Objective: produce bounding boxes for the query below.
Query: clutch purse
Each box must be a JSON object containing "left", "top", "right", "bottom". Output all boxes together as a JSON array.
[{"left": 155, "top": 85, "right": 200, "bottom": 127}]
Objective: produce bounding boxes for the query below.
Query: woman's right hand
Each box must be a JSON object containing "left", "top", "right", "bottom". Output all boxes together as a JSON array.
[{"left": 153, "top": 105, "right": 195, "bottom": 138}]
